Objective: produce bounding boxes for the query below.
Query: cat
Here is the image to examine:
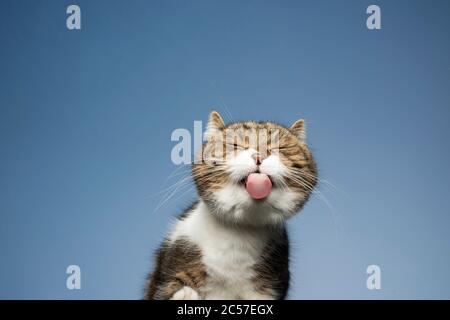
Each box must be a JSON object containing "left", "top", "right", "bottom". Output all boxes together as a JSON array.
[{"left": 145, "top": 111, "right": 317, "bottom": 300}]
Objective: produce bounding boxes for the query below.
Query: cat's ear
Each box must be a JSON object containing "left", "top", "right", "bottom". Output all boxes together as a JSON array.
[
  {"left": 205, "top": 111, "right": 225, "bottom": 140},
  {"left": 290, "top": 118, "right": 306, "bottom": 141}
]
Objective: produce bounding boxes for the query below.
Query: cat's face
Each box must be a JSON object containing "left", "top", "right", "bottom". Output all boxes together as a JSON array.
[{"left": 192, "top": 111, "right": 317, "bottom": 226}]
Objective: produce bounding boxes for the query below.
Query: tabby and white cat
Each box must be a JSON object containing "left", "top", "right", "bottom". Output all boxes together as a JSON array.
[{"left": 145, "top": 111, "right": 317, "bottom": 300}]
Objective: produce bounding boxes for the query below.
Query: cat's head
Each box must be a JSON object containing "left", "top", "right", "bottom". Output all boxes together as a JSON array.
[{"left": 192, "top": 111, "right": 317, "bottom": 227}]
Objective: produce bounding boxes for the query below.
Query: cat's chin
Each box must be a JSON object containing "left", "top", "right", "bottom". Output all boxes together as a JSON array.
[{"left": 205, "top": 182, "right": 301, "bottom": 227}]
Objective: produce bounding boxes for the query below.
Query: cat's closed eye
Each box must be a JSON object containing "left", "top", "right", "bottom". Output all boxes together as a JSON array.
[{"left": 227, "top": 142, "right": 242, "bottom": 149}]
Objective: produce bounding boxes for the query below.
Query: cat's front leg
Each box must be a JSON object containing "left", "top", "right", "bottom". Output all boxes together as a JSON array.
[{"left": 170, "top": 286, "right": 201, "bottom": 300}]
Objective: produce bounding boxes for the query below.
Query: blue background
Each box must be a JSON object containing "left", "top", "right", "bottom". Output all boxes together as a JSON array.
[{"left": 1, "top": 0, "right": 449, "bottom": 299}]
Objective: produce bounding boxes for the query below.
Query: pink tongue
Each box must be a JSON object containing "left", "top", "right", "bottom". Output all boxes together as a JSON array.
[{"left": 245, "top": 173, "right": 272, "bottom": 199}]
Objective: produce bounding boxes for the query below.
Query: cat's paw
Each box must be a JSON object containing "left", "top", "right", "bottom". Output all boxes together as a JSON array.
[{"left": 170, "top": 286, "right": 201, "bottom": 300}]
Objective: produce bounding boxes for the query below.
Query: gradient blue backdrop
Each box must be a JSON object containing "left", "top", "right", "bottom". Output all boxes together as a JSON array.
[{"left": 1, "top": 0, "right": 449, "bottom": 299}]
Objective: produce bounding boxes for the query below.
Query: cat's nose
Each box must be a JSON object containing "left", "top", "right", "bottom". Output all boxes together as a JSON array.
[{"left": 252, "top": 153, "right": 263, "bottom": 166}]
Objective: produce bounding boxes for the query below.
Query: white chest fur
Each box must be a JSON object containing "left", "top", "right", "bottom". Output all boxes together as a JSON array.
[{"left": 169, "top": 202, "right": 273, "bottom": 299}]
